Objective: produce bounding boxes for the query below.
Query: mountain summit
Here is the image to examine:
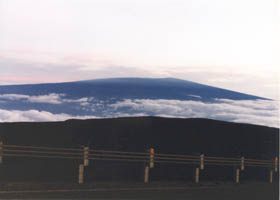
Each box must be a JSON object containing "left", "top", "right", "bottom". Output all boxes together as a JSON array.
[
  {"left": 0, "top": 77, "right": 267, "bottom": 101},
  {"left": 0, "top": 78, "right": 276, "bottom": 127}
]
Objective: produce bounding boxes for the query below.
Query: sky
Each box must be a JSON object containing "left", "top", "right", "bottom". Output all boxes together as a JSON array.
[{"left": 0, "top": 0, "right": 279, "bottom": 99}]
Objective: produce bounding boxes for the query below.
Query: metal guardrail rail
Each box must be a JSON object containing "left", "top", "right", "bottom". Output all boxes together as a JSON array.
[{"left": 0, "top": 142, "right": 278, "bottom": 184}]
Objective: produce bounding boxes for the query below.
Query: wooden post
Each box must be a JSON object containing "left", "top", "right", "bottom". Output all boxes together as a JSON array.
[
  {"left": 200, "top": 154, "right": 204, "bottom": 170},
  {"left": 236, "top": 168, "right": 240, "bottom": 184},
  {"left": 269, "top": 169, "right": 273, "bottom": 183},
  {"left": 0, "top": 141, "right": 3, "bottom": 164},
  {"left": 241, "top": 156, "right": 245, "bottom": 171},
  {"left": 195, "top": 168, "right": 199, "bottom": 183},
  {"left": 274, "top": 157, "right": 278, "bottom": 172},
  {"left": 84, "top": 147, "right": 89, "bottom": 166},
  {"left": 149, "top": 148, "right": 155, "bottom": 168},
  {"left": 78, "top": 164, "right": 84, "bottom": 184},
  {"left": 144, "top": 166, "right": 149, "bottom": 183}
]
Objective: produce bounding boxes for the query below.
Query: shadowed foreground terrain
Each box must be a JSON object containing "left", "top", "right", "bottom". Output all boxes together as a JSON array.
[
  {"left": 0, "top": 117, "right": 278, "bottom": 199},
  {"left": 0, "top": 117, "right": 278, "bottom": 181}
]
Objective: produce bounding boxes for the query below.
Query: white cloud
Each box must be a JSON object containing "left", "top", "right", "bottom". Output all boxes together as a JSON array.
[
  {"left": 27, "top": 93, "right": 65, "bottom": 104},
  {"left": 187, "top": 94, "right": 201, "bottom": 99},
  {"left": 0, "top": 93, "right": 64, "bottom": 104},
  {"left": 0, "top": 109, "right": 98, "bottom": 122},
  {"left": 109, "top": 99, "right": 279, "bottom": 128},
  {"left": 63, "top": 97, "right": 93, "bottom": 106},
  {"left": 0, "top": 94, "right": 30, "bottom": 101},
  {"left": 0, "top": 93, "right": 91, "bottom": 106},
  {"left": 0, "top": 96, "right": 278, "bottom": 128}
]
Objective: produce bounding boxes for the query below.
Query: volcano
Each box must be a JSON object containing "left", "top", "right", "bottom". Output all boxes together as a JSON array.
[{"left": 0, "top": 78, "right": 277, "bottom": 127}]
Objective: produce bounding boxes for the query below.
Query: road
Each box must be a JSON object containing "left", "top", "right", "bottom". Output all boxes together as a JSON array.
[{"left": 0, "top": 181, "right": 278, "bottom": 199}]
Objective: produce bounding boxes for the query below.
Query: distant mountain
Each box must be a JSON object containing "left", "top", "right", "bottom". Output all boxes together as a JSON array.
[
  {"left": 0, "top": 77, "right": 266, "bottom": 101},
  {"left": 0, "top": 78, "right": 277, "bottom": 127}
]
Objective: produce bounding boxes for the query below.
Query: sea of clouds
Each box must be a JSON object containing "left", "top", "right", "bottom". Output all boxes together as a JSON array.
[{"left": 0, "top": 93, "right": 279, "bottom": 128}]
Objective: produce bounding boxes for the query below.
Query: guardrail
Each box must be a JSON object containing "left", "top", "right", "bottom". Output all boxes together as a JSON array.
[{"left": 0, "top": 141, "right": 278, "bottom": 184}]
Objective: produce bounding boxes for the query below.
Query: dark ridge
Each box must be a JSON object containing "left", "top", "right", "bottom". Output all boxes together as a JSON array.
[{"left": 0, "top": 117, "right": 278, "bottom": 183}]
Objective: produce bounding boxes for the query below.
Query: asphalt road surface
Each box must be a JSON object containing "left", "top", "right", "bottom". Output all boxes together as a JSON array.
[{"left": 0, "top": 181, "right": 278, "bottom": 199}]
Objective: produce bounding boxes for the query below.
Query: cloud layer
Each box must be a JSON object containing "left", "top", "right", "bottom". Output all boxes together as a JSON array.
[
  {"left": 0, "top": 93, "right": 91, "bottom": 105},
  {"left": 109, "top": 99, "right": 279, "bottom": 128},
  {"left": 0, "top": 109, "right": 97, "bottom": 122},
  {"left": 0, "top": 94, "right": 278, "bottom": 128}
]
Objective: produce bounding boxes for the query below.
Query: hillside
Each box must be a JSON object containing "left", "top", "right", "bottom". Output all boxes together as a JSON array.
[{"left": 0, "top": 117, "right": 278, "bottom": 183}]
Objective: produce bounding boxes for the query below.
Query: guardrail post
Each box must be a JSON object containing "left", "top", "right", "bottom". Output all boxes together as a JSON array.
[
  {"left": 144, "top": 166, "right": 149, "bottom": 183},
  {"left": 149, "top": 148, "right": 155, "bottom": 168},
  {"left": 195, "top": 167, "right": 199, "bottom": 183},
  {"left": 269, "top": 169, "right": 273, "bottom": 183},
  {"left": 78, "top": 164, "right": 84, "bottom": 184},
  {"left": 144, "top": 147, "right": 154, "bottom": 183},
  {"left": 235, "top": 168, "right": 240, "bottom": 184},
  {"left": 200, "top": 154, "right": 204, "bottom": 170},
  {"left": 84, "top": 147, "right": 89, "bottom": 166},
  {"left": 0, "top": 141, "right": 3, "bottom": 164},
  {"left": 274, "top": 157, "right": 278, "bottom": 172},
  {"left": 241, "top": 156, "right": 245, "bottom": 171}
]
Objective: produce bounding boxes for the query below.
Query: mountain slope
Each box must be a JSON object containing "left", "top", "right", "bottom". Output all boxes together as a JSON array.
[
  {"left": 0, "top": 78, "right": 267, "bottom": 101},
  {"left": 0, "top": 78, "right": 277, "bottom": 128}
]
